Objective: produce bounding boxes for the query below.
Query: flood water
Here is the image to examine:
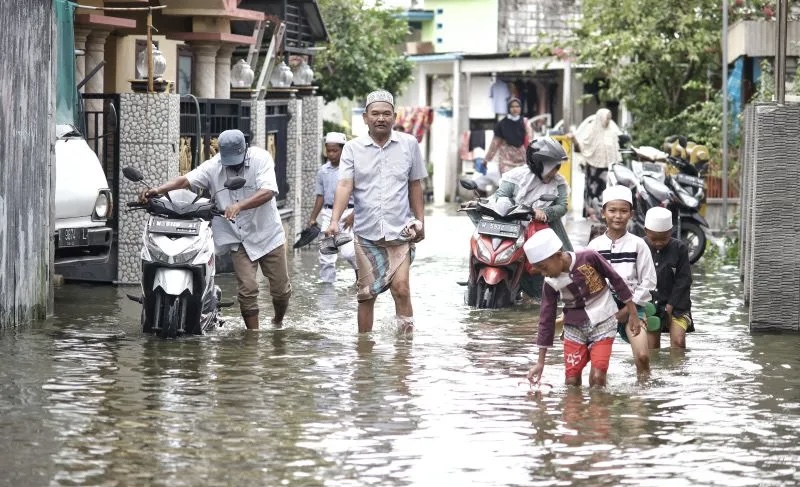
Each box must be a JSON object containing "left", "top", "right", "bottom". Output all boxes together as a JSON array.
[{"left": 1, "top": 208, "right": 798, "bottom": 486}]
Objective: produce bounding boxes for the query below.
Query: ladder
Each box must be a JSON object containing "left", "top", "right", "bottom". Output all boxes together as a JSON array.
[{"left": 255, "top": 22, "right": 286, "bottom": 100}]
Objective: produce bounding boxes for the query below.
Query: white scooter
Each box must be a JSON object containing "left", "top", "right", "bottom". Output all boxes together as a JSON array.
[{"left": 122, "top": 167, "right": 245, "bottom": 338}]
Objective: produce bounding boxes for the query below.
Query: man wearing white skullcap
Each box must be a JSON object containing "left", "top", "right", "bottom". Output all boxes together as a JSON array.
[
  {"left": 306, "top": 132, "right": 358, "bottom": 284},
  {"left": 587, "top": 184, "right": 657, "bottom": 376},
  {"left": 644, "top": 207, "right": 694, "bottom": 349},
  {"left": 324, "top": 90, "right": 429, "bottom": 334},
  {"left": 524, "top": 228, "right": 638, "bottom": 388}
]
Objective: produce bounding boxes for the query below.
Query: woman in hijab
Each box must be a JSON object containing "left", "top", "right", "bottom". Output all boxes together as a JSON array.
[
  {"left": 485, "top": 98, "right": 533, "bottom": 174},
  {"left": 572, "top": 108, "right": 622, "bottom": 220}
]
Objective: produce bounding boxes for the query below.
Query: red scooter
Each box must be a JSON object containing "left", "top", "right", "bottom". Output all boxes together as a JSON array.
[{"left": 459, "top": 179, "right": 556, "bottom": 309}]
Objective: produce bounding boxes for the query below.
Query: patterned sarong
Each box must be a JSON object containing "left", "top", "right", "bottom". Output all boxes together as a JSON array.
[{"left": 354, "top": 236, "right": 415, "bottom": 301}]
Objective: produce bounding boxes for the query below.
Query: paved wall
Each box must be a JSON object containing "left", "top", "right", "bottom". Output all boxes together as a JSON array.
[{"left": 0, "top": 0, "right": 55, "bottom": 326}]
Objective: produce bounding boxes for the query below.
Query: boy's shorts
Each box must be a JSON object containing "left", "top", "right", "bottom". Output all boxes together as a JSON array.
[
  {"left": 617, "top": 304, "right": 646, "bottom": 344},
  {"left": 666, "top": 313, "right": 693, "bottom": 332},
  {"left": 563, "top": 315, "right": 617, "bottom": 378}
]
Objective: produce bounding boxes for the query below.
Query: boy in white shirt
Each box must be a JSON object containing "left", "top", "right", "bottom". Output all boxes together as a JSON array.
[{"left": 587, "top": 185, "right": 657, "bottom": 377}]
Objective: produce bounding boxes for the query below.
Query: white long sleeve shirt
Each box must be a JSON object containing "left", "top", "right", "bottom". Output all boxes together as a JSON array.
[{"left": 587, "top": 231, "right": 657, "bottom": 305}]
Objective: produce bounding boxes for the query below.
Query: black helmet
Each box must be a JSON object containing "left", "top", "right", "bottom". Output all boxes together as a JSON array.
[{"left": 526, "top": 137, "right": 567, "bottom": 179}]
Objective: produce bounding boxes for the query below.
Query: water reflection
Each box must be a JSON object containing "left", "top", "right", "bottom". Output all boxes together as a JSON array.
[{"left": 1, "top": 211, "right": 800, "bottom": 486}]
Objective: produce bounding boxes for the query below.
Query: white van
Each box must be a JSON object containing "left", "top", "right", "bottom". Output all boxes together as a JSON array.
[{"left": 54, "top": 124, "right": 113, "bottom": 281}]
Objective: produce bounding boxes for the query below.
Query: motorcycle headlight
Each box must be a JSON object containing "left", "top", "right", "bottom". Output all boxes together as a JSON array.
[
  {"left": 495, "top": 245, "right": 517, "bottom": 264},
  {"left": 172, "top": 244, "right": 203, "bottom": 265},
  {"left": 146, "top": 234, "right": 170, "bottom": 263},
  {"left": 476, "top": 238, "right": 492, "bottom": 262},
  {"left": 93, "top": 191, "right": 111, "bottom": 220}
]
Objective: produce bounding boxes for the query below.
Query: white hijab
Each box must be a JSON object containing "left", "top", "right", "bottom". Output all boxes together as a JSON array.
[{"left": 574, "top": 108, "right": 622, "bottom": 169}]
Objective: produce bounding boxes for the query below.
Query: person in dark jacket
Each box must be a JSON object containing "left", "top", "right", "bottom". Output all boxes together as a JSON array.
[{"left": 643, "top": 207, "right": 693, "bottom": 349}]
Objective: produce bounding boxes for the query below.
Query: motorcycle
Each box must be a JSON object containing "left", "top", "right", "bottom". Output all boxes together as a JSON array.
[
  {"left": 458, "top": 179, "right": 557, "bottom": 309},
  {"left": 122, "top": 167, "right": 245, "bottom": 338},
  {"left": 606, "top": 155, "right": 709, "bottom": 264}
]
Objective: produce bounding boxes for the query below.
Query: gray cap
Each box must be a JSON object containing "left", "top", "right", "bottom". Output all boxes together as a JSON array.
[{"left": 218, "top": 129, "right": 247, "bottom": 166}]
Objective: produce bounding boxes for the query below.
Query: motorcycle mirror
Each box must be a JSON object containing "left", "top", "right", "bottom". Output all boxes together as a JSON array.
[
  {"left": 224, "top": 177, "right": 246, "bottom": 191},
  {"left": 460, "top": 179, "right": 478, "bottom": 191},
  {"left": 539, "top": 193, "right": 558, "bottom": 202},
  {"left": 122, "top": 166, "right": 144, "bottom": 182}
]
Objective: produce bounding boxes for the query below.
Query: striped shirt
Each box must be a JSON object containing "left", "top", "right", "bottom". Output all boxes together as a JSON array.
[{"left": 587, "top": 231, "right": 657, "bottom": 305}]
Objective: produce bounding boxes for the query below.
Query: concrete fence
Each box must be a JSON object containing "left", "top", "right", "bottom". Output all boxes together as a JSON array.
[
  {"left": 0, "top": 0, "right": 55, "bottom": 327},
  {"left": 739, "top": 103, "right": 800, "bottom": 332}
]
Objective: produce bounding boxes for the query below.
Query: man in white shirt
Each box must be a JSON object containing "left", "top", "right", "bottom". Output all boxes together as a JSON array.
[
  {"left": 140, "top": 129, "right": 291, "bottom": 330},
  {"left": 325, "top": 90, "right": 428, "bottom": 334}
]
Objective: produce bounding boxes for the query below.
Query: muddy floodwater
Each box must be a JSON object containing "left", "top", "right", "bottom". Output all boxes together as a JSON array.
[{"left": 1, "top": 208, "right": 798, "bottom": 486}]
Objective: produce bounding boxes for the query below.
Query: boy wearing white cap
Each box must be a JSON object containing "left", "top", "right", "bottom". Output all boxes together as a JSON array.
[
  {"left": 644, "top": 207, "right": 693, "bottom": 349},
  {"left": 587, "top": 185, "right": 657, "bottom": 376},
  {"left": 525, "top": 228, "right": 638, "bottom": 388},
  {"left": 307, "top": 132, "right": 358, "bottom": 284}
]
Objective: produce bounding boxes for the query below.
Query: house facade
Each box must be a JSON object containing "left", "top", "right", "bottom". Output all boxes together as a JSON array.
[{"left": 392, "top": 0, "right": 596, "bottom": 205}]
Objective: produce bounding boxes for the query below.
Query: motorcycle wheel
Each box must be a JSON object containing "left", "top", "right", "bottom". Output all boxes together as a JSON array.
[
  {"left": 681, "top": 221, "right": 706, "bottom": 264},
  {"left": 475, "top": 280, "right": 486, "bottom": 309},
  {"left": 157, "top": 294, "right": 184, "bottom": 339},
  {"left": 466, "top": 281, "right": 478, "bottom": 307}
]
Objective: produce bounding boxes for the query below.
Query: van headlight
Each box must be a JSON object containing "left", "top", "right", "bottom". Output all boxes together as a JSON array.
[{"left": 93, "top": 191, "right": 111, "bottom": 220}]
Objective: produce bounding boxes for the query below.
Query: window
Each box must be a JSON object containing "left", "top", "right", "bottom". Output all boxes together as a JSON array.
[{"left": 177, "top": 45, "right": 193, "bottom": 95}]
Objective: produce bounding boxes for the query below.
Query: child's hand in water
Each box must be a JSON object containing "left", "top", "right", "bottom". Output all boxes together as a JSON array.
[{"left": 527, "top": 363, "right": 544, "bottom": 385}]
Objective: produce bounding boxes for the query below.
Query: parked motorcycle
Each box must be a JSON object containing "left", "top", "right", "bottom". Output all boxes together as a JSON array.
[
  {"left": 122, "top": 167, "right": 245, "bottom": 338},
  {"left": 606, "top": 157, "right": 709, "bottom": 264},
  {"left": 458, "top": 179, "right": 557, "bottom": 309}
]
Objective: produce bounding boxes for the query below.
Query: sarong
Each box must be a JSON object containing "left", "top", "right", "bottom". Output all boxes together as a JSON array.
[{"left": 354, "top": 236, "right": 415, "bottom": 302}]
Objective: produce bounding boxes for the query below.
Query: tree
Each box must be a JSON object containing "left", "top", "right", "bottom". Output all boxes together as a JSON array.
[
  {"left": 566, "top": 0, "right": 722, "bottom": 146},
  {"left": 314, "top": 0, "right": 413, "bottom": 102}
]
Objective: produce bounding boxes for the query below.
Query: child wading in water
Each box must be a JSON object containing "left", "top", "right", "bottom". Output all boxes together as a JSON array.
[
  {"left": 525, "top": 228, "right": 639, "bottom": 388},
  {"left": 587, "top": 185, "right": 657, "bottom": 377},
  {"left": 643, "top": 207, "right": 694, "bottom": 349}
]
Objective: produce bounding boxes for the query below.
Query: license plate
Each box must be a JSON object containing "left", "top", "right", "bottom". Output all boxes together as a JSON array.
[
  {"left": 58, "top": 227, "right": 89, "bottom": 248},
  {"left": 477, "top": 220, "right": 521, "bottom": 238},
  {"left": 149, "top": 218, "right": 200, "bottom": 236}
]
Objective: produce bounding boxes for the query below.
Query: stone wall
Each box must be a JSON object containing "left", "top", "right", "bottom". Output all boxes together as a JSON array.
[
  {"left": 497, "top": 0, "right": 581, "bottom": 52},
  {"left": 116, "top": 93, "right": 181, "bottom": 284},
  {"left": 286, "top": 97, "right": 303, "bottom": 241},
  {"left": 300, "top": 96, "right": 324, "bottom": 233},
  {"left": 250, "top": 100, "right": 266, "bottom": 150}
]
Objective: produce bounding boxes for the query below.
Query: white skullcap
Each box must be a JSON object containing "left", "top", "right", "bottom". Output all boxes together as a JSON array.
[
  {"left": 645, "top": 206, "right": 673, "bottom": 232},
  {"left": 602, "top": 185, "right": 633, "bottom": 206},
  {"left": 523, "top": 228, "right": 563, "bottom": 264},
  {"left": 324, "top": 132, "right": 347, "bottom": 145},
  {"left": 365, "top": 90, "right": 394, "bottom": 109}
]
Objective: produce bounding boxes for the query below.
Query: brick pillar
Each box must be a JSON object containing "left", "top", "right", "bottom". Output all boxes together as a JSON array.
[
  {"left": 286, "top": 96, "right": 302, "bottom": 240},
  {"left": 116, "top": 93, "right": 181, "bottom": 284}
]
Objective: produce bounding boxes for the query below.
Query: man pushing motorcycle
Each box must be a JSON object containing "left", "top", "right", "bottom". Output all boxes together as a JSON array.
[
  {"left": 492, "top": 137, "right": 574, "bottom": 300},
  {"left": 139, "top": 129, "right": 291, "bottom": 330}
]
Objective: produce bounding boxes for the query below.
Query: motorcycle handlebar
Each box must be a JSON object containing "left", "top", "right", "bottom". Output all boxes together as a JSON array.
[{"left": 126, "top": 201, "right": 147, "bottom": 208}]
